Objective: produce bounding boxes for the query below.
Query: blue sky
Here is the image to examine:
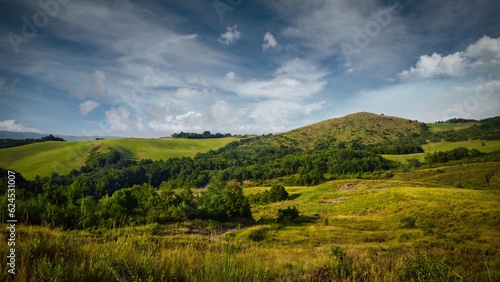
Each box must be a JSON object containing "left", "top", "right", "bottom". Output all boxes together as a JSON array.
[{"left": 0, "top": 0, "right": 499, "bottom": 137}]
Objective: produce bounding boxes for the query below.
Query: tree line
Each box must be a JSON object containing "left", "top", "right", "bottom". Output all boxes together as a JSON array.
[
  {"left": 171, "top": 131, "right": 232, "bottom": 139},
  {"left": 0, "top": 134, "right": 65, "bottom": 149}
]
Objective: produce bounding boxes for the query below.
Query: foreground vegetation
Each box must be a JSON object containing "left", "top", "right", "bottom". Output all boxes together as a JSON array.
[{"left": 1, "top": 170, "right": 499, "bottom": 281}]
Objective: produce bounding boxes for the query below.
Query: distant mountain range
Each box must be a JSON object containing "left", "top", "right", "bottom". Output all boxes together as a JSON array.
[{"left": 0, "top": 131, "right": 119, "bottom": 141}]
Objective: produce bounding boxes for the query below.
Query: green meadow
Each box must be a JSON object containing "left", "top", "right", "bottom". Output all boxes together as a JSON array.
[
  {"left": 1, "top": 163, "right": 499, "bottom": 281},
  {"left": 426, "top": 122, "right": 478, "bottom": 132},
  {"left": 0, "top": 138, "right": 238, "bottom": 179},
  {"left": 383, "top": 139, "right": 500, "bottom": 163}
]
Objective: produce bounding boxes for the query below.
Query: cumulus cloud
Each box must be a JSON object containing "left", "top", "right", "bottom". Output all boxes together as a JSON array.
[
  {"left": 218, "top": 25, "right": 241, "bottom": 46},
  {"left": 105, "top": 107, "right": 133, "bottom": 131},
  {"left": 91, "top": 70, "right": 107, "bottom": 96},
  {"left": 79, "top": 100, "right": 100, "bottom": 116},
  {"left": 399, "top": 36, "right": 500, "bottom": 81},
  {"left": 262, "top": 32, "right": 278, "bottom": 51},
  {"left": 0, "top": 120, "right": 40, "bottom": 133},
  {"left": 225, "top": 71, "right": 236, "bottom": 80},
  {"left": 398, "top": 52, "right": 465, "bottom": 80}
]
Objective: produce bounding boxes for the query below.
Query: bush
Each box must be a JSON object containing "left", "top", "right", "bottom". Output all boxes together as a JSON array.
[
  {"left": 277, "top": 206, "right": 299, "bottom": 222},
  {"left": 269, "top": 185, "right": 289, "bottom": 202},
  {"left": 401, "top": 216, "right": 416, "bottom": 228},
  {"left": 400, "top": 254, "right": 450, "bottom": 281}
]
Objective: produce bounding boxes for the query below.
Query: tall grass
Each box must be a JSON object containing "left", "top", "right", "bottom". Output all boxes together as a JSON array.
[{"left": 1, "top": 222, "right": 497, "bottom": 281}]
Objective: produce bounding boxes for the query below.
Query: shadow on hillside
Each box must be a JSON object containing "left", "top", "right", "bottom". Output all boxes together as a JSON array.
[
  {"left": 255, "top": 214, "right": 319, "bottom": 227},
  {"left": 287, "top": 193, "right": 301, "bottom": 200}
]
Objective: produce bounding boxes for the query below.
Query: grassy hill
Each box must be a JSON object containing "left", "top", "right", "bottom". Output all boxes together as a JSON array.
[
  {"left": 273, "top": 112, "right": 424, "bottom": 150},
  {"left": 0, "top": 137, "right": 238, "bottom": 179}
]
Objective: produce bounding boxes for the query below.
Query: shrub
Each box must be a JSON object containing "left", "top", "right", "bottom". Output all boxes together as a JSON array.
[
  {"left": 277, "top": 206, "right": 299, "bottom": 222},
  {"left": 269, "top": 185, "right": 289, "bottom": 202},
  {"left": 400, "top": 254, "right": 450, "bottom": 281},
  {"left": 401, "top": 216, "right": 416, "bottom": 228}
]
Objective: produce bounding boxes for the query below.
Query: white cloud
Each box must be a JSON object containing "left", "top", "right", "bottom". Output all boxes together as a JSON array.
[
  {"left": 249, "top": 100, "right": 326, "bottom": 132},
  {"left": 236, "top": 58, "right": 327, "bottom": 99},
  {"left": 218, "top": 25, "right": 241, "bottom": 46},
  {"left": 398, "top": 52, "right": 465, "bottom": 80},
  {"left": 262, "top": 32, "right": 278, "bottom": 51},
  {"left": 91, "top": 70, "right": 107, "bottom": 96},
  {"left": 105, "top": 107, "right": 133, "bottom": 131},
  {"left": 0, "top": 120, "right": 40, "bottom": 133},
  {"left": 225, "top": 71, "right": 236, "bottom": 80},
  {"left": 399, "top": 36, "right": 500, "bottom": 81},
  {"left": 79, "top": 100, "right": 100, "bottom": 116},
  {"left": 148, "top": 111, "right": 204, "bottom": 132}
]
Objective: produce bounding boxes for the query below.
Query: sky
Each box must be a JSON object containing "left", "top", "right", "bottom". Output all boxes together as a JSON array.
[{"left": 0, "top": 0, "right": 499, "bottom": 138}]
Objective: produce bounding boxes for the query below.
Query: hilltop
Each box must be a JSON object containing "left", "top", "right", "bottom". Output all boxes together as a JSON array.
[{"left": 267, "top": 112, "right": 424, "bottom": 150}]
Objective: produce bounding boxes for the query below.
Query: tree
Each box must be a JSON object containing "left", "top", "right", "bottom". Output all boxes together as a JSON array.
[
  {"left": 269, "top": 185, "right": 288, "bottom": 202},
  {"left": 198, "top": 180, "right": 252, "bottom": 220}
]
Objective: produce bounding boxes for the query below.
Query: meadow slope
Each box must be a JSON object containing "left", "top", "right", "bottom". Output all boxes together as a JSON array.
[{"left": 0, "top": 137, "right": 238, "bottom": 179}]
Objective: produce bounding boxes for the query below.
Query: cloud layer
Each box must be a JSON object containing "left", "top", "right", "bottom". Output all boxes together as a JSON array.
[{"left": 0, "top": 0, "right": 498, "bottom": 136}]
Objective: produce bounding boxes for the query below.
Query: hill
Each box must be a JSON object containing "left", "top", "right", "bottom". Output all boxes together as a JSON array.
[
  {"left": 0, "top": 137, "right": 239, "bottom": 179},
  {"left": 271, "top": 112, "right": 424, "bottom": 150}
]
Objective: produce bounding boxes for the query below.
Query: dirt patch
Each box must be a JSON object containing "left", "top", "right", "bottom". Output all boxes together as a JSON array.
[{"left": 321, "top": 197, "right": 351, "bottom": 204}]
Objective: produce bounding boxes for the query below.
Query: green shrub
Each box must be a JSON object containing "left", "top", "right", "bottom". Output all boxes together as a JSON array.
[
  {"left": 400, "top": 253, "right": 450, "bottom": 282},
  {"left": 277, "top": 206, "right": 299, "bottom": 222},
  {"left": 401, "top": 216, "right": 416, "bottom": 228}
]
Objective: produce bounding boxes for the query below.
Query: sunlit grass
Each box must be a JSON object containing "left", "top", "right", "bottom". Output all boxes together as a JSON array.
[
  {"left": 0, "top": 137, "right": 239, "bottom": 179},
  {"left": 1, "top": 164, "right": 499, "bottom": 281}
]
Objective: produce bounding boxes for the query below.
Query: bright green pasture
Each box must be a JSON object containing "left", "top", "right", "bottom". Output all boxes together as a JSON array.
[
  {"left": 0, "top": 138, "right": 238, "bottom": 179},
  {"left": 383, "top": 139, "right": 500, "bottom": 163},
  {"left": 426, "top": 122, "right": 478, "bottom": 132}
]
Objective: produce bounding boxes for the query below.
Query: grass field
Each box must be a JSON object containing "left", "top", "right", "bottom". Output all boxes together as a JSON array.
[
  {"left": 0, "top": 137, "right": 238, "bottom": 179},
  {"left": 426, "top": 122, "right": 478, "bottom": 132},
  {"left": 1, "top": 163, "right": 499, "bottom": 281},
  {"left": 383, "top": 139, "right": 500, "bottom": 163}
]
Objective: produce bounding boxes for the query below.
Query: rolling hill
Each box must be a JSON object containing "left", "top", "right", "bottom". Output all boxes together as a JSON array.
[
  {"left": 269, "top": 112, "right": 425, "bottom": 150},
  {"left": 0, "top": 137, "right": 239, "bottom": 179},
  {"left": 2, "top": 112, "right": 500, "bottom": 180}
]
